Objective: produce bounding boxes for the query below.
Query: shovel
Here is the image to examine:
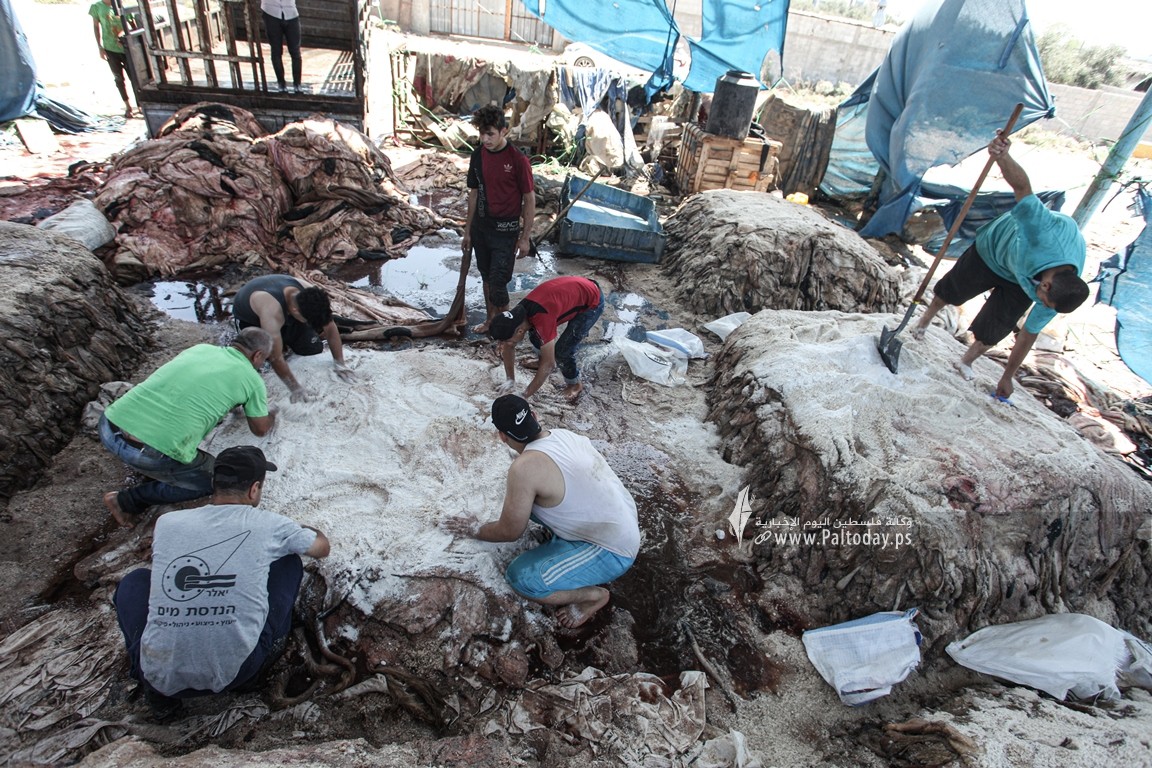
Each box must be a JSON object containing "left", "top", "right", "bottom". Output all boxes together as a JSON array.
[
  {"left": 877, "top": 103, "right": 1024, "bottom": 373},
  {"left": 528, "top": 167, "right": 606, "bottom": 257}
]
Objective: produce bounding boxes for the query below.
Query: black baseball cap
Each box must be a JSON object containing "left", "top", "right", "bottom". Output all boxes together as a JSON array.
[
  {"left": 491, "top": 395, "right": 541, "bottom": 442},
  {"left": 488, "top": 304, "right": 527, "bottom": 340},
  {"left": 213, "top": 446, "right": 277, "bottom": 485}
]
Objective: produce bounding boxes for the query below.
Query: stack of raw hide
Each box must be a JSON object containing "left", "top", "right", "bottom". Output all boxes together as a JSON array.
[{"left": 94, "top": 103, "right": 453, "bottom": 276}]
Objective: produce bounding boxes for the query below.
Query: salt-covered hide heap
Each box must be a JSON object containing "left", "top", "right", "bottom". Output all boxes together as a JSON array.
[{"left": 708, "top": 309, "right": 1152, "bottom": 647}]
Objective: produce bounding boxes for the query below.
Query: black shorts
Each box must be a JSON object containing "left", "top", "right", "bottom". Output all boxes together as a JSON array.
[
  {"left": 471, "top": 217, "right": 519, "bottom": 307},
  {"left": 932, "top": 244, "right": 1033, "bottom": 346}
]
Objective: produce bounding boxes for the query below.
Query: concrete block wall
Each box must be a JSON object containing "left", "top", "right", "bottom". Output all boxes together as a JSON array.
[
  {"left": 1046, "top": 83, "right": 1152, "bottom": 141},
  {"left": 782, "top": 11, "right": 892, "bottom": 86}
]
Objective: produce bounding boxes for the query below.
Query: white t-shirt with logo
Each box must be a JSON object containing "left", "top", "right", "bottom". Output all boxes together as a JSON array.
[{"left": 140, "top": 504, "right": 315, "bottom": 695}]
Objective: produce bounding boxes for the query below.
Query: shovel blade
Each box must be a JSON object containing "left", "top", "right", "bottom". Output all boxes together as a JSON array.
[{"left": 877, "top": 326, "right": 902, "bottom": 373}]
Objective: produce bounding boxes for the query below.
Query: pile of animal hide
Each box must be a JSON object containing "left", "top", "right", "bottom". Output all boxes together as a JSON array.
[
  {"left": 0, "top": 222, "right": 150, "bottom": 498},
  {"left": 93, "top": 103, "right": 454, "bottom": 277},
  {"left": 707, "top": 309, "right": 1152, "bottom": 647},
  {"left": 662, "top": 191, "right": 901, "bottom": 317}
]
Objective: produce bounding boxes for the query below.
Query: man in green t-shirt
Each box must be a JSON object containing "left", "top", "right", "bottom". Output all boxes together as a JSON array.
[
  {"left": 89, "top": 0, "right": 135, "bottom": 119},
  {"left": 98, "top": 328, "right": 277, "bottom": 528}
]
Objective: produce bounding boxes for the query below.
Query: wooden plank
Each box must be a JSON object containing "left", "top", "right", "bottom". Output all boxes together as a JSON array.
[
  {"left": 160, "top": 0, "right": 193, "bottom": 84},
  {"left": 194, "top": 0, "right": 218, "bottom": 87},
  {"left": 14, "top": 118, "right": 58, "bottom": 154}
]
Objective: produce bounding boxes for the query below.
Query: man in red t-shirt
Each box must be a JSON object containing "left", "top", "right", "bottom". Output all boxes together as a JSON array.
[
  {"left": 488, "top": 276, "right": 604, "bottom": 402},
  {"left": 462, "top": 105, "right": 536, "bottom": 333}
]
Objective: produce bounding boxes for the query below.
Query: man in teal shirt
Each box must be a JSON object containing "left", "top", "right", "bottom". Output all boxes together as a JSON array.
[
  {"left": 89, "top": 0, "right": 135, "bottom": 119},
  {"left": 912, "top": 131, "right": 1089, "bottom": 398},
  {"left": 99, "top": 328, "right": 276, "bottom": 527}
]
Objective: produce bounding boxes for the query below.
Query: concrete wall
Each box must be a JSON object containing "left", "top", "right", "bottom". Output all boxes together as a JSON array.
[
  {"left": 783, "top": 11, "right": 892, "bottom": 87},
  {"left": 1047, "top": 83, "right": 1152, "bottom": 141}
]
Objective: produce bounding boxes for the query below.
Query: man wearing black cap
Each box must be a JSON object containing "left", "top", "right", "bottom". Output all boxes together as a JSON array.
[
  {"left": 487, "top": 275, "right": 604, "bottom": 402},
  {"left": 447, "top": 395, "right": 639, "bottom": 628},
  {"left": 112, "top": 446, "right": 330, "bottom": 710}
]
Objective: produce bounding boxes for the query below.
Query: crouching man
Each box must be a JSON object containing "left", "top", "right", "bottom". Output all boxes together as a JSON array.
[
  {"left": 447, "top": 395, "right": 639, "bottom": 628},
  {"left": 113, "top": 446, "right": 330, "bottom": 712}
]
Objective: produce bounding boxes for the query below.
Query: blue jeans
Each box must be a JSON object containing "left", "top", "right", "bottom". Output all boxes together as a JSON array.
[
  {"left": 114, "top": 555, "right": 303, "bottom": 696},
  {"left": 99, "top": 414, "right": 214, "bottom": 516},
  {"left": 536, "top": 287, "right": 604, "bottom": 384}
]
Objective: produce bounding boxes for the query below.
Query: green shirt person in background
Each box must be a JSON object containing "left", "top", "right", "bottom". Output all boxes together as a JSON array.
[{"left": 89, "top": 0, "right": 136, "bottom": 119}]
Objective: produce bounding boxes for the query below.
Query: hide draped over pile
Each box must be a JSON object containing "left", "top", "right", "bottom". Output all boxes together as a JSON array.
[{"left": 93, "top": 103, "right": 453, "bottom": 276}]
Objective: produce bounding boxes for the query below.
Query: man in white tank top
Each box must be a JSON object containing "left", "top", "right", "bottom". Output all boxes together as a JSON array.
[{"left": 446, "top": 395, "right": 640, "bottom": 628}]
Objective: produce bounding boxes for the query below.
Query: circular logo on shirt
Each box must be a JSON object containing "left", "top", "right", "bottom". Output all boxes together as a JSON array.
[{"left": 161, "top": 555, "right": 212, "bottom": 601}]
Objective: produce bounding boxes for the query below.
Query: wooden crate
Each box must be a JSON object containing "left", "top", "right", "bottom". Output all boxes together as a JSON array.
[{"left": 676, "top": 123, "right": 782, "bottom": 194}]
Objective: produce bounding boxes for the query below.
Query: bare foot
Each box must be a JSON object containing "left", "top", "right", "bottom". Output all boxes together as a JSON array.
[
  {"left": 471, "top": 321, "right": 490, "bottom": 334},
  {"left": 104, "top": 491, "right": 135, "bottom": 529},
  {"left": 562, "top": 382, "right": 584, "bottom": 402},
  {"left": 557, "top": 588, "right": 610, "bottom": 628},
  {"left": 953, "top": 360, "right": 975, "bottom": 381}
]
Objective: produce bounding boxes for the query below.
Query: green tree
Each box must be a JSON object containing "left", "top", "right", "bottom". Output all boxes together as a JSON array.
[{"left": 1037, "top": 25, "right": 1126, "bottom": 90}]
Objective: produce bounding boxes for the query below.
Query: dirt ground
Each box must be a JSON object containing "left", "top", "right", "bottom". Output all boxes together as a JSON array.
[{"left": 4, "top": 9, "right": 1152, "bottom": 767}]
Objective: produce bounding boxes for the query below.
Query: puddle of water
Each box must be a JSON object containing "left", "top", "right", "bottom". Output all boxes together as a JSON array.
[
  {"left": 601, "top": 290, "right": 671, "bottom": 343},
  {"left": 149, "top": 280, "right": 230, "bottom": 323},
  {"left": 327, "top": 244, "right": 558, "bottom": 318}
]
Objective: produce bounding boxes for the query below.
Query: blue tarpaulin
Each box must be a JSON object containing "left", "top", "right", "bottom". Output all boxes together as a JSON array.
[
  {"left": 821, "top": 0, "right": 1054, "bottom": 239},
  {"left": 520, "top": 0, "right": 788, "bottom": 97},
  {"left": 0, "top": 0, "right": 37, "bottom": 124},
  {"left": 1094, "top": 184, "right": 1152, "bottom": 387}
]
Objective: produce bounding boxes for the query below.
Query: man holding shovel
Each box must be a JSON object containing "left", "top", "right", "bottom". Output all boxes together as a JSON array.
[{"left": 911, "top": 131, "right": 1088, "bottom": 398}]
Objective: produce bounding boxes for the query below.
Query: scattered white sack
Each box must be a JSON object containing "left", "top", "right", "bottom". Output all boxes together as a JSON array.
[
  {"left": 614, "top": 337, "right": 687, "bottom": 386},
  {"left": 702, "top": 311, "right": 752, "bottom": 341},
  {"left": 36, "top": 198, "right": 116, "bottom": 251},
  {"left": 802, "top": 608, "right": 922, "bottom": 705},
  {"left": 946, "top": 613, "right": 1152, "bottom": 701},
  {"left": 646, "top": 328, "right": 707, "bottom": 359},
  {"left": 691, "top": 729, "right": 763, "bottom": 768},
  {"left": 1118, "top": 633, "right": 1152, "bottom": 691}
]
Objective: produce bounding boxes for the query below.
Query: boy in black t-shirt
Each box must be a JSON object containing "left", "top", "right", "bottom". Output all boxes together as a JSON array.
[{"left": 462, "top": 105, "right": 536, "bottom": 333}]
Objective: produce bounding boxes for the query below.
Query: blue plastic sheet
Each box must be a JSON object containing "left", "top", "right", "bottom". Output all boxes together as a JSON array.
[
  {"left": 0, "top": 0, "right": 37, "bottom": 124},
  {"left": 821, "top": 0, "right": 1054, "bottom": 238},
  {"left": 1094, "top": 185, "right": 1152, "bottom": 386},
  {"left": 521, "top": 0, "right": 787, "bottom": 98},
  {"left": 921, "top": 188, "right": 1066, "bottom": 259}
]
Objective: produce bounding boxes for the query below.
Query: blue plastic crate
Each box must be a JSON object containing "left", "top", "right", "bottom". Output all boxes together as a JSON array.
[{"left": 556, "top": 175, "right": 667, "bottom": 264}]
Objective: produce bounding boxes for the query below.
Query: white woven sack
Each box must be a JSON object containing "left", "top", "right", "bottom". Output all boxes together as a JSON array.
[{"left": 802, "top": 608, "right": 922, "bottom": 705}]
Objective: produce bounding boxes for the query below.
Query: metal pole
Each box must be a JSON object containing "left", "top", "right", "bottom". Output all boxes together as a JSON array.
[{"left": 1071, "top": 87, "right": 1152, "bottom": 228}]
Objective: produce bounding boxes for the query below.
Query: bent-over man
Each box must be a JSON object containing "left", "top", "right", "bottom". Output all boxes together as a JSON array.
[
  {"left": 113, "top": 446, "right": 330, "bottom": 713},
  {"left": 447, "top": 395, "right": 639, "bottom": 628},
  {"left": 232, "top": 274, "right": 353, "bottom": 402},
  {"left": 488, "top": 275, "right": 604, "bottom": 402},
  {"left": 912, "top": 131, "right": 1089, "bottom": 398},
  {"left": 100, "top": 327, "right": 276, "bottom": 528}
]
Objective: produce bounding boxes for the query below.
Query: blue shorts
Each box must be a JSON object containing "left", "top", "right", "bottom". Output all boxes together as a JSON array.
[{"left": 505, "top": 536, "right": 634, "bottom": 599}]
